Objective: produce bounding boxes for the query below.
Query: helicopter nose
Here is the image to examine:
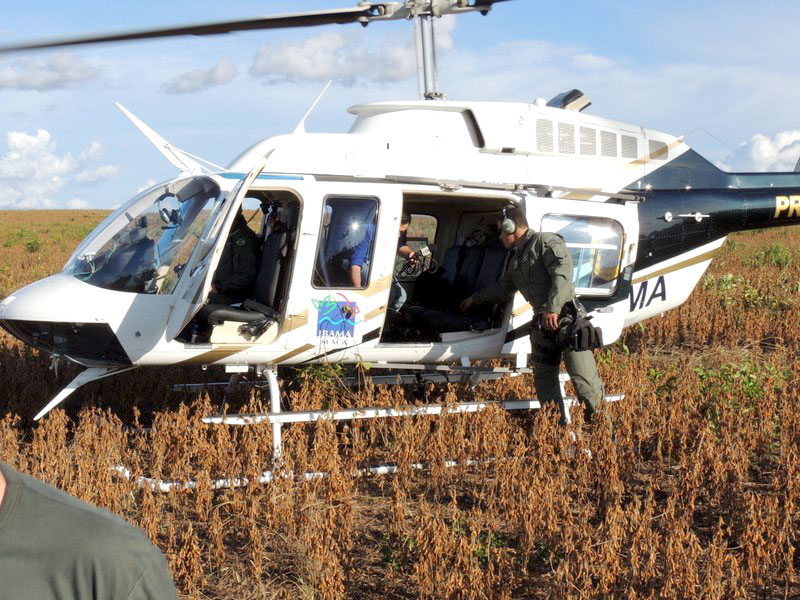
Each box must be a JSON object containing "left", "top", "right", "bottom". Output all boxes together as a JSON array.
[
  {"left": 0, "top": 318, "right": 131, "bottom": 368},
  {"left": 0, "top": 275, "right": 132, "bottom": 368}
]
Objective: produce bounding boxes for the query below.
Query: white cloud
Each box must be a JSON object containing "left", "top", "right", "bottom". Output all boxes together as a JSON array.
[
  {"left": 0, "top": 129, "right": 118, "bottom": 208},
  {"left": 136, "top": 179, "right": 157, "bottom": 193},
  {"left": 719, "top": 130, "right": 800, "bottom": 172},
  {"left": 79, "top": 141, "right": 103, "bottom": 160},
  {"left": 249, "top": 31, "right": 417, "bottom": 85},
  {"left": 0, "top": 52, "right": 100, "bottom": 91},
  {"left": 161, "top": 56, "right": 238, "bottom": 94},
  {"left": 67, "top": 198, "right": 90, "bottom": 209},
  {"left": 0, "top": 130, "right": 74, "bottom": 208},
  {"left": 75, "top": 164, "right": 118, "bottom": 183},
  {"left": 571, "top": 53, "right": 614, "bottom": 70},
  {"left": 434, "top": 15, "right": 457, "bottom": 52}
]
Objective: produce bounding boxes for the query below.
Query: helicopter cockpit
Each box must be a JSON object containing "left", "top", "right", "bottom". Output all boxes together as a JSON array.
[{"left": 64, "top": 176, "right": 222, "bottom": 295}]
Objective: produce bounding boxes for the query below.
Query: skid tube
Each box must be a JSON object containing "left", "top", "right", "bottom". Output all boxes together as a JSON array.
[{"left": 117, "top": 363, "right": 624, "bottom": 491}]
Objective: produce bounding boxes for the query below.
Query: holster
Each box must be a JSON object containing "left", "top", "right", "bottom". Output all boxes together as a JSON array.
[{"left": 553, "top": 300, "right": 604, "bottom": 352}]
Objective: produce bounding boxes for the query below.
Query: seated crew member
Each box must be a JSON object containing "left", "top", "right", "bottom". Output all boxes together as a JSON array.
[
  {"left": 460, "top": 206, "right": 606, "bottom": 426},
  {"left": 0, "top": 461, "right": 177, "bottom": 599},
  {"left": 208, "top": 209, "right": 259, "bottom": 305},
  {"left": 349, "top": 212, "right": 416, "bottom": 311}
]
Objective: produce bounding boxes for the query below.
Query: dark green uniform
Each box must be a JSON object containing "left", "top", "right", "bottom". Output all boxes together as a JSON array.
[
  {"left": 0, "top": 461, "right": 177, "bottom": 600},
  {"left": 209, "top": 218, "right": 259, "bottom": 305},
  {"left": 472, "top": 230, "right": 604, "bottom": 422}
]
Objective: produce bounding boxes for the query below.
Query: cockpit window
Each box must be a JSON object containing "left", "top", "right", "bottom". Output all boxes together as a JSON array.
[
  {"left": 541, "top": 214, "right": 624, "bottom": 297},
  {"left": 64, "top": 177, "right": 222, "bottom": 294}
]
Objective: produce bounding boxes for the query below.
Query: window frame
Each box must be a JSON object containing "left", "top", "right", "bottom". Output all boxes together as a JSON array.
[
  {"left": 311, "top": 194, "right": 381, "bottom": 290},
  {"left": 540, "top": 213, "right": 625, "bottom": 298}
]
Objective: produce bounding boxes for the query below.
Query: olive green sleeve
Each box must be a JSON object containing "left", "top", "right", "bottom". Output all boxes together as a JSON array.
[
  {"left": 471, "top": 268, "right": 517, "bottom": 305},
  {"left": 541, "top": 236, "right": 574, "bottom": 314},
  {"left": 124, "top": 554, "right": 178, "bottom": 600}
]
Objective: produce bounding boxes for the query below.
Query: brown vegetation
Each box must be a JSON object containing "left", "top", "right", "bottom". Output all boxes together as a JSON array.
[{"left": 1, "top": 212, "right": 799, "bottom": 598}]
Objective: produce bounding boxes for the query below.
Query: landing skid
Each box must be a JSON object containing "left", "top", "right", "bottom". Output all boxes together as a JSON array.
[
  {"left": 120, "top": 363, "right": 624, "bottom": 491},
  {"left": 202, "top": 367, "right": 623, "bottom": 443},
  {"left": 144, "top": 364, "right": 625, "bottom": 492}
]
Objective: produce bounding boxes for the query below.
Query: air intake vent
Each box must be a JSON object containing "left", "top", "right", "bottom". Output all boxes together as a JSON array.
[
  {"left": 580, "top": 127, "right": 597, "bottom": 155},
  {"left": 558, "top": 123, "right": 575, "bottom": 154},
  {"left": 600, "top": 131, "right": 617, "bottom": 157},
  {"left": 536, "top": 119, "right": 553, "bottom": 152},
  {"left": 621, "top": 135, "right": 638, "bottom": 159}
]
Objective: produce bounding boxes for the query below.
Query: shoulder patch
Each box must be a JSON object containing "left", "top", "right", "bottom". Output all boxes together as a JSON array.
[{"left": 543, "top": 235, "right": 568, "bottom": 259}]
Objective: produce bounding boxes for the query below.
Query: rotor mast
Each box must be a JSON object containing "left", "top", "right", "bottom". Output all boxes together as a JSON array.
[
  {"left": 417, "top": 11, "right": 441, "bottom": 99},
  {"left": 371, "top": 1, "right": 505, "bottom": 101}
]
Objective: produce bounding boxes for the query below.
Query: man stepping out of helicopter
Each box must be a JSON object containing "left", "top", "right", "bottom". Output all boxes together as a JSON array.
[{"left": 460, "top": 206, "right": 607, "bottom": 427}]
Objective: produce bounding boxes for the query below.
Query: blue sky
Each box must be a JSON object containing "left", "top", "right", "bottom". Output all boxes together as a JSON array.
[{"left": 2, "top": 1, "right": 800, "bottom": 209}]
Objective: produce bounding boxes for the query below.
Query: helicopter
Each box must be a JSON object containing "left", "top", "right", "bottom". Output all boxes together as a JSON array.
[{"left": 1, "top": 0, "right": 800, "bottom": 426}]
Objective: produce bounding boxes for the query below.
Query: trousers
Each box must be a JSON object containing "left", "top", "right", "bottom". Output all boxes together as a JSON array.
[{"left": 530, "top": 328, "right": 604, "bottom": 425}]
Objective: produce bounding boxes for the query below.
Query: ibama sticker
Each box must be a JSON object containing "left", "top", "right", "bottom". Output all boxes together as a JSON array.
[{"left": 312, "top": 293, "right": 362, "bottom": 346}]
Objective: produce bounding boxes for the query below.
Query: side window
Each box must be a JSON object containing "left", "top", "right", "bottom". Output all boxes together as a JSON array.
[
  {"left": 406, "top": 213, "right": 437, "bottom": 248},
  {"left": 313, "top": 196, "right": 378, "bottom": 289},
  {"left": 541, "top": 214, "right": 624, "bottom": 296},
  {"left": 396, "top": 213, "right": 438, "bottom": 279}
]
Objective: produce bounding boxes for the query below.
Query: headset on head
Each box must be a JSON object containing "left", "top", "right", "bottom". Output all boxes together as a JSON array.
[{"left": 500, "top": 206, "right": 517, "bottom": 234}]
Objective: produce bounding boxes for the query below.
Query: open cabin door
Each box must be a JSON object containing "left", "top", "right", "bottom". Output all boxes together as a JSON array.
[
  {"left": 165, "top": 159, "right": 267, "bottom": 341},
  {"left": 523, "top": 192, "right": 639, "bottom": 346}
]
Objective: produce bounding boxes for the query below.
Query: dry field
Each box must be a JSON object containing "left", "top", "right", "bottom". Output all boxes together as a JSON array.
[{"left": 1, "top": 211, "right": 799, "bottom": 599}]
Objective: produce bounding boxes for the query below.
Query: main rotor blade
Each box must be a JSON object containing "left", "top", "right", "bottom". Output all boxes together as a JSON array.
[
  {"left": 0, "top": 5, "right": 380, "bottom": 53},
  {"left": 0, "top": 1, "right": 513, "bottom": 54}
]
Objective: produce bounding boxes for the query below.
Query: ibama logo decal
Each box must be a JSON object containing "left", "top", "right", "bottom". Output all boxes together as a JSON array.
[{"left": 312, "top": 294, "right": 362, "bottom": 345}]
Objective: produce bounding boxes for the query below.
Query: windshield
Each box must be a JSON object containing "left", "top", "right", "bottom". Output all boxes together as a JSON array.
[{"left": 64, "top": 176, "right": 222, "bottom": 294}]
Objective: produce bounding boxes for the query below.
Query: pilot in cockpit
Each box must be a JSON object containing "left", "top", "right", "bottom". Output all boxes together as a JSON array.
[{"left": 207, "top": 209, "right": 259, "bottom": 305}]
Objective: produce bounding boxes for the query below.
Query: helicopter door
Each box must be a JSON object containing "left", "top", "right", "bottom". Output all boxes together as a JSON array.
[
  {"left": 282, "top": 184, "right": 399, "bottom": 356},
  {"left": 165, "top": 159, "right": 267, "bottom": 341},
  {"left": 520, "top": 195, "right": 639, "bottom": 346}
]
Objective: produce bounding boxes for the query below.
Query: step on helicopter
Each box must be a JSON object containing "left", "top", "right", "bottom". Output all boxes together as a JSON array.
[{"left": 2, "top": 0, "right": 800, "bottom": 431}]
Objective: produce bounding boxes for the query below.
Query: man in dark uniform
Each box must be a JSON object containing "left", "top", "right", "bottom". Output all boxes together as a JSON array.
[
  {"left": 208, "top": 209, "right": 259, "bottom": 305},
  {"left": 460, "top": 206, "right": 605, "bottom": 425},
  {"left": 0, "top": 461, "right": 177, "bottom": 599}
]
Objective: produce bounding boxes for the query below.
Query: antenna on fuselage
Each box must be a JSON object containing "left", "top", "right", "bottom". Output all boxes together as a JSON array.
[{"left": 293, "top": 80, "right": 333, "bottom": 134}]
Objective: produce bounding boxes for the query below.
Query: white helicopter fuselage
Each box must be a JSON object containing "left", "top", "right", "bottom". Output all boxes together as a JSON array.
[{"left": 2, "top": 97, "right": 796, "bottom": 409}]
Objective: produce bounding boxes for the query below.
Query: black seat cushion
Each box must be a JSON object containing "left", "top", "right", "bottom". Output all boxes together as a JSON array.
[
  {"left": 197, "top": 304, "right": 264, "bottom": 326},
  {"left": 403, "top": 244, "right": 509, "bottom": 335}
]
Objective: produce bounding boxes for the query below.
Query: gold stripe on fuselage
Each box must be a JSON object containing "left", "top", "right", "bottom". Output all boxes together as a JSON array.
[
  {"left": 628, "top": 138, "right": 684, "bottom": 168},
  {"left": 284, "top": 310, "right": 308, "bottom": 333},
  {"left": 362, "top": 274, "right": 392, "bottom": 297},
  {"left": 512, "top": 303, "right": 532, "bottom": 317},
  {"left": 632, "top": 248, "right": 720, "bottom": 285},
  {"left": 364, "top": 305, "right": 387, "bottom": 321},
  {"left": 274, "top": 343, "right": 315, "bottom": 364},
  {"left": 178, "top": 345, "right": 251, "bottom": 365}
]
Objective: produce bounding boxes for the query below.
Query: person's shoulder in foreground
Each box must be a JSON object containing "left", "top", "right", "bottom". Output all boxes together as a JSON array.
[{"left": 0, "top": 461, "right": 177, "bottom": 600}]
